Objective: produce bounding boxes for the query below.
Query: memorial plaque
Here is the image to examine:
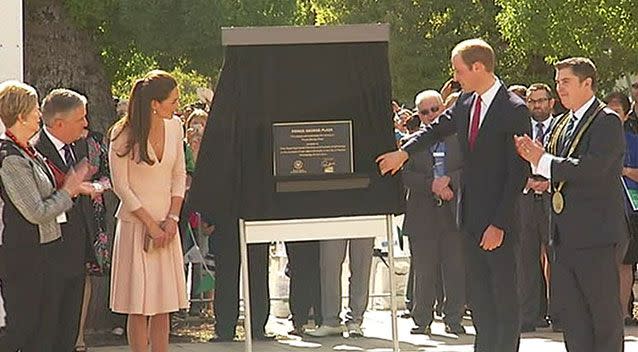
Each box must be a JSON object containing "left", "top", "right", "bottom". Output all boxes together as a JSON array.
[{"left": 273, "top": 121, "right": 353, "bottom": 176}]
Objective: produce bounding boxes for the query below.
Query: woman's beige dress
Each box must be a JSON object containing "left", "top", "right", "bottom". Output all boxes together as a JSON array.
[{"left": 109, "top": 117, "right": 188, "bottom": 315}]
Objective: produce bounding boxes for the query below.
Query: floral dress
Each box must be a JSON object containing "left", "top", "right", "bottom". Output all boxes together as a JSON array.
[{"left": 85, "top": 131, "right": 112, "bottom": 275}]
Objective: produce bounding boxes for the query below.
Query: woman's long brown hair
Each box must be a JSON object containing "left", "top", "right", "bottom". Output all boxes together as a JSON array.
[{"left": 111, "top": 70, "right": 177, "bottom": 164}]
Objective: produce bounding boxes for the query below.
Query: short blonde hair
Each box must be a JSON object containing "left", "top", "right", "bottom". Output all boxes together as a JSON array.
[
  {"left": 0, "top": 80, "right": 39, "bottom": 128},
  {"left": 452, "top": 39, "right": 496, "bottom": 73}
]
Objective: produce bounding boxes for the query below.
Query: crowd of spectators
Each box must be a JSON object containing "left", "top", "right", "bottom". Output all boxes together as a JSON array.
[{"left": 0, "top": 45, "right": 637, "bottom": 352}]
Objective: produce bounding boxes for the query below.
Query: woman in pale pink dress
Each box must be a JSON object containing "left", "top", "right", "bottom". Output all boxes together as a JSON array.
[{"left": 109, "top": 70, "right": 188, "bottom": 352}]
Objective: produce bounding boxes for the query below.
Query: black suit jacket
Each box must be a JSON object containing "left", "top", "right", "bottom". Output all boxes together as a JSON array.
[
  {"left": 32, "top": 130, "right": 94, "bottom": 277},
  {"left": 402, "top": 85, "right": 529, "bottom": 240},
  {"left": 549, "top": 99, "right": 629, "bottom": 249}
]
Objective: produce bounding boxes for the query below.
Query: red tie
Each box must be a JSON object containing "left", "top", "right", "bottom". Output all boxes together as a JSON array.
[{"left": 468, "top": 95, "right": 482, "bottom": 149}]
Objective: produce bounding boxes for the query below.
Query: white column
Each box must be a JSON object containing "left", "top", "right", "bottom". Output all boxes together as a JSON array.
[
  {"left": 0, "top": 0, "right": 20, "bottom": 324},
  {"left": 0, "top": 0, "right": 24, "bottom": 82}
]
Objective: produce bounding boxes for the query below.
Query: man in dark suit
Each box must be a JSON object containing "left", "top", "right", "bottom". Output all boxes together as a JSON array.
[
  {"left": 207, "top": 217, "right": 271, "bottom": 342},
  {"left": 401, "top": 90, "right": 466, "bottom": 335},
  {"left": 377, "top": 39, "right": 529, "bottom": 352},
  {"left": 516, "top": 57, "right": 627, "bottom": 352},
  {"left": 518, "top": 83, "right": 555, "bottom": 332},
  {"left": 32, "top": 88, "right": 97, "bottom": 352},
  {"left": 285, "top": 240, "right": 322, "bottom": 335}
]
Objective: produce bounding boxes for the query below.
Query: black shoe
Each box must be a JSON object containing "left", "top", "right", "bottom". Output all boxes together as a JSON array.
[
  {"left": 410, "top": 325, "right": 431, "bottom": 335},
  {"left": 209, "top": 335, "right": 235, "bottom": 342},
  {"left": 521, "top": 324, "right": 536, "bottom": 333},
  {"left": 444, "top": 323, "right": 466, "bottom": 335},
  {"left": 399, "top": 311, "right": 412, "bottom": 319}
]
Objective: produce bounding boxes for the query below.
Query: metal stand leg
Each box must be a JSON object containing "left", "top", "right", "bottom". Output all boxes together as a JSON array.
[
  {"left": 386, "top": 214, "right": 400, "bottom": 351},
  {"left": 239, "top": 218, "right": 253, "bottom": 352}
]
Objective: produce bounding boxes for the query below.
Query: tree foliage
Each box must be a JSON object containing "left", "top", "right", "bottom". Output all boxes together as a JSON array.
[
  {"left": 497, "top": 0, "right": 638, "bottom": 92},
  {"left": 60, "top": 0, "right": 637, "bottom": 103},
  {"left": 63, "top": 0, "right": 301, "bottom": 93},
  {"left": 309, "top": 0, "right": 507, "bottom": 104}
]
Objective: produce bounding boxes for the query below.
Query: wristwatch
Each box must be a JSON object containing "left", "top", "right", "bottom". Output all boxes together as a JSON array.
[{"left": 167, "top": 214, "right": 180, "bottom": 222}]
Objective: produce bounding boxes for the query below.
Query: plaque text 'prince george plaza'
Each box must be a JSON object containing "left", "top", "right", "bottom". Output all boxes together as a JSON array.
[{"left": 273, "top": 121, "right": 353, "bottom": 176}]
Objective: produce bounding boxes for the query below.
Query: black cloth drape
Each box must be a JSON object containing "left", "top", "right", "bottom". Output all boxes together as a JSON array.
[{"left": 190, "top": 41, "right": 403, "bottom": 221}]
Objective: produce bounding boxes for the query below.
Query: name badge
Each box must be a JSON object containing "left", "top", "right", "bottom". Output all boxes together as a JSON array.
[
  {"left": 432, "top": 152, "right": 445, "bottom": 157},
  {"left": 56, "top": 212, "right": 68, "bottom": 224}
]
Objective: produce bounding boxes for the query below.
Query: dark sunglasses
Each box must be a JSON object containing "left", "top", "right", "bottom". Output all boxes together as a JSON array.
[
  {"left": 418, "top": 106, "right": 440, "bottom": 115},
  {"left": 632, "top": 82, "right": 638, "bottom": 89}
]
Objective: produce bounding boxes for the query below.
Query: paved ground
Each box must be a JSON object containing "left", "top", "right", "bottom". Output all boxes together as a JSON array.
[{"left": 93, "top": 311, "right": 638, "bottom": 351}]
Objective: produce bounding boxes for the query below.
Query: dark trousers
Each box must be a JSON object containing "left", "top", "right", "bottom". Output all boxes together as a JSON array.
[
  {"left": 465, "top": 236, "right": 520, "bottom": 352},
  {"left": 409, "top": 227, "right": 466, "bottom": 326},
  {"left": 518, "top": 194, "right": 549, "bottom": 327},
  {"left": 285, "top": 241, "right": 322, "bottom": 327},
  {"left": 405, "top": 259, "right": 447, "bottom": 312},
  {"left": 405, "top": 259, "right": 414, "bottom": 311},
  {"left": 36, "top": 272, "right": 85, "bottom": 352},
  {"left": 33, "top": 216, "right": 88, "bottom": 352},
  {"left": 212, "top": 222, "right": 270, "bottom": 339},
  {"left": 0, "top": 271, "right": 46, "bottom": 352},
  {"left": 553, "top": 244, "right": 624, "bottom": 352}
]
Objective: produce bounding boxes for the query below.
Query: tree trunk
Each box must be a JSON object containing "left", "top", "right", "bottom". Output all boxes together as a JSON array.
[
  {"left": 24, "top": 0, "right": 119, "bottom": 331},
  {"left": 24, "top": 0, "right": 116, "bottom": 133}
]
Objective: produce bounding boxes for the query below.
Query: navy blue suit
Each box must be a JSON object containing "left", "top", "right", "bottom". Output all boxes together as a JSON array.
[
  {"left": 547, "top": 100, "right": 627, "bottom": 352},
  {"left": 402, "top": 84, "right": 529, "bottom": 352}
]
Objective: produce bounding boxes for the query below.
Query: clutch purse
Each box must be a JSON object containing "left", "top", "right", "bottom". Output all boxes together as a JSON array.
[{"left": 143, "top": 234, "right": 154, "bottom": 253}]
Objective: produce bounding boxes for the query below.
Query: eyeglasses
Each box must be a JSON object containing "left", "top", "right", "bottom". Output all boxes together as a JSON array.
[
  {"left": 527, "top": 97, "right": 550, "bottom": 104},
  {"left": 418, "top": 106, "right": 440, "bottom": 115},
  {"left": 632, "top": 82, "right": 638, "bottom": 89}
]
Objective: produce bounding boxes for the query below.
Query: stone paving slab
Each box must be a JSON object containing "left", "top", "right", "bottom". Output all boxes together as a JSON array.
[{"left": 92, "top": 311, "right": 638, "bottom": 351}]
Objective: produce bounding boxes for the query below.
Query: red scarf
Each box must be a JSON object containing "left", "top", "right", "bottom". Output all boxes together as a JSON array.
[{"left": 4, "top": 130, "right": 66, "bottom": 189}]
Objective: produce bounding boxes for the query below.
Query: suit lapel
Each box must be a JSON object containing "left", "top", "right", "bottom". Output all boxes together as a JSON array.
[
  {"left": 458, "top": 93, "right": 473, "bottom": 155},
  {"left": 572, "top": 99, "right": 601, "bottom": 138},
  {"left": 34, "top": 130, "right": 67, "bottom": 172},
  {"left": 528, "top": 119, "right": 535, "bottom": 137},
  {"left": 73, "top": 138, "right": 88, "bottom": 164},
  {"left": 561, "top": 99, "right": 602, "bottom": 156},
  {"left": 470, "top": 85, "right": 507, "bottom": 151}
]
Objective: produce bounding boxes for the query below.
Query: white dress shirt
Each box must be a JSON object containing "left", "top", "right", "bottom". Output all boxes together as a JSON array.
[
  {"left": 468, "top": 78, "right": 502, "bottom": 138},
  {"left": 523, "top": 116, "right": 553, "bottom": 194},
  {"left": 43, "top": 127, "right": 75, "bottom": 163},
  {"left": 533, "top": 96, "right": 597, "bottom": 179}
]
